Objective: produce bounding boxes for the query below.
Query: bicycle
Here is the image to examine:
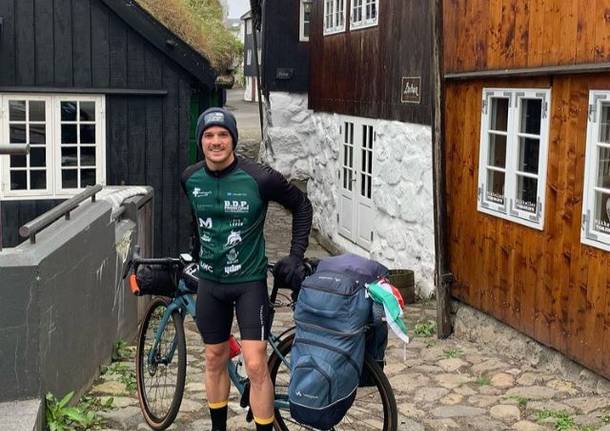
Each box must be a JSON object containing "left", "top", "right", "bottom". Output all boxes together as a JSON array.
[{"left": 125, "top": 248, "right": 398, "bottom": 430}]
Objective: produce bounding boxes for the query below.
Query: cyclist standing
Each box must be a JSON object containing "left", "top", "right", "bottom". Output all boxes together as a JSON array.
[{"left": 181, "top": 107, "right": 313, "bottom": 431}]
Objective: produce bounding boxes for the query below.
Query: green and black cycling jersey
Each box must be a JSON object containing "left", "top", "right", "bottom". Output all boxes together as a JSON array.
[{"left": 181, "top": 156, "right": 312, "bottom": 283}]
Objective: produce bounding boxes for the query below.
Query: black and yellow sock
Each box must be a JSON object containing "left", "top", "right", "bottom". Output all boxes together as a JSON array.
[
  {"left": 208, "top": 400, "right": 228, "bottom": 431},
  {"left": 254, "top": 415, "right": 274, "bottom": 431}
]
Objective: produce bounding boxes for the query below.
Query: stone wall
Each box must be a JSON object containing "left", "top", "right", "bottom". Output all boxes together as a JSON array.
[{"left": 261, "top": 92, "right": 436, "bottom": 297}]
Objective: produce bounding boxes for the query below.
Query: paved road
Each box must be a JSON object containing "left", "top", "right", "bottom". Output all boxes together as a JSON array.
[
  {"left": 91, "top": 142, "right": 610, "bottom": 431},
  {"left": 226, "top": 87, "right": 262, "bottom": 155}
]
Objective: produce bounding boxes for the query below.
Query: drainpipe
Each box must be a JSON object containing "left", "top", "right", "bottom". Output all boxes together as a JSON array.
[
  {"left": 0, "top": 144, "right": 30, "bottom": 251},
  {"left": 249, "top": 0, "right": 265, "bottom": 140},
  {"left": 431, "top": 0, "right": 453, "bottom": 338}
]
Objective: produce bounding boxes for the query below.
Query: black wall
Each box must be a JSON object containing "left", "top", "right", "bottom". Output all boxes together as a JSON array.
[
  {"left": 0, "top": 0, "right": 219, "bottom": 256},
  {"left": 261, "top": 0, "right": 309, "bottom": 94}
]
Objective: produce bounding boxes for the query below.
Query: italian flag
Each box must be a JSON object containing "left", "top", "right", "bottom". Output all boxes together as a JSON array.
[{"left": 367, "top": 278, "right": 410, "bottom": 344}]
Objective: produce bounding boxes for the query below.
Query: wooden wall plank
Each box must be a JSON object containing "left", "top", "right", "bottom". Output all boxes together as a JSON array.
[
  {"left": 512, "top": 1, "right": 530, "bottom": 68},
  {"left": 106, "top": 96, "right": 128, "bottom": 185},
  {"left": 15, "top": 0, "right": 35, "bottom": 85},
  {"left": 34, "top": 0, "right": 54, "bottom": 85},
  {"left": 54, "top": 0, "right": 73, "bottom": 86},
  {"left": 108, "top": 11, "right": 127, "bottom": 88},
  {"left": 0, "top": 0, "right": 16, "bottom": 85},
  {"left": 73, "top": 0, "right": 92, "bottom": 88},
  {"left": 91, "top": 0, "right": 110, "bottom": 87},
  {"left": 127, "top": 31, "right": 146, "bottom": 89},
  {"left": 127, "top": 99, "right": 146, "bottom": 185},
  {"left": 177, "top": 78, "right": 192, "bottom": 253}
]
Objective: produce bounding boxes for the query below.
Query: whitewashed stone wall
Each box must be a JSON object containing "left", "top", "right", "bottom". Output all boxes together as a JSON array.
[{"left": 261, "top": 92, "right": 436, "bottom": 297}]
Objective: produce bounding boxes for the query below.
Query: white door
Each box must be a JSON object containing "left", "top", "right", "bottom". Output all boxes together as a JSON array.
[{"left": 338, "top": 117, "right": 375, "bottom": 249}]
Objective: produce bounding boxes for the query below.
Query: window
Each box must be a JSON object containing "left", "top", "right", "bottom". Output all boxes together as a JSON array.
[
  {"left": 323, "top": 0, "right": 346, "bottom": 35},
  {"left": 582, "top": 91, "right": 610, "bottom": 250},
  {"left": 0, "top": 94, "right": 105, "bottom": 199},
  {"left": 477, "top": 88, "right": 550, "bottom": 230},
  {"left": 246, "top": 19, "right": 252, "bottom": 35},
  {"left": 300, "top": 0, "right": 312, "bottom": 41},
  {"left": 247, "top": 49, "right": 252, "bottom": 66},
  {"left": 351, "top": 0, "right": 378, "bottom": 29}
]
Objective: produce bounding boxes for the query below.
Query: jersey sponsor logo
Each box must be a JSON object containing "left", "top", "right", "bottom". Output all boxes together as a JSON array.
[
  {"left": 227, "top": 248, "right": 239, "bottom": 264},
  {"left": 204, "top": 112, "right": 225, "bottom": 124},
  {"left": 229, "top": 218, "right": 244, "bottom": 228},
  {"left": 224, "top": 264, "right": 242, "bottom": 274},
  {"left": 225, "top": 230, "right": 242, "bottom": 247},
  {"left": 224, "top": 200, "right": 249, "bottom": 213},
  {"left": 192, "top": 187, "right": 212, "bottom": 198},
  {"left": 227, "top": 192, "right": 247, "bottom": 198},
  {"left": 201, "top": 232, "right": 212, "bottom": 243},
  {"left": 201, "top": 262, "right": 214, "bottom": 273},
  {"left": 199, "top": 217, "right": 213, "bottom": 229},
  {"left": 199, "top": 247, "right": 213, "bottom": 259}
]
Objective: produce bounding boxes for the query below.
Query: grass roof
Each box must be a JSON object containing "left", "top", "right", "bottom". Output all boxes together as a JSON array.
[{"left": 135, "top": 0, "right": 242, "bottom": 73}]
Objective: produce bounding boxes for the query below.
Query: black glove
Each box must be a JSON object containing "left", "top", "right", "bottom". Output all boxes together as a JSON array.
[{"left": 273, "top": 255, "right": 305, "bottom": 293}]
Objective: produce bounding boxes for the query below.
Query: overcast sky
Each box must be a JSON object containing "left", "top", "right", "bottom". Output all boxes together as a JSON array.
[{"left": 227, "top": 0, "right": 250, "bottom": 18}]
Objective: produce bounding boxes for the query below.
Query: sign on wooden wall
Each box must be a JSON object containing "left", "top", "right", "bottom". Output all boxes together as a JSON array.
[{"left": 401, "top": 77, "right": 422, "bottom": 104}]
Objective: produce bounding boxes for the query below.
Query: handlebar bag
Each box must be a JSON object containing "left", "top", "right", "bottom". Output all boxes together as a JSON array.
[{"left": 135, "top": 264, "right": 178, "bottom": 297}]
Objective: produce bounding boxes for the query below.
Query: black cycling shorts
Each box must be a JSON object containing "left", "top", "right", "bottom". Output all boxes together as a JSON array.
[{"left": 196, "top": 278, "right": 269, "bottom": 344}]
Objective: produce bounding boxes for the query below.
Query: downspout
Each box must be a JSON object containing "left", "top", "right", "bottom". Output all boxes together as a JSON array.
[
  {"left": 431, "top": 0, "right": 453, "bottom": 338},
  {"left": 249, "top": 0, "right": 266, "bottom": 144}
]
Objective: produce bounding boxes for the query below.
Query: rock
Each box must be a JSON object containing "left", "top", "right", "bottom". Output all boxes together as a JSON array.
[
  {"left": 512, "top": 420, "right": 546, "bottom": 431},
  {"left": 490, "top": 372, "right": 515, "bottom": 388},
  {"left": 565, "top": 396, "right": 610, "bottom": 414},
  {"left": 438, "top": 358, "right": 468, "bottom": 372},
  {"left": 434, "top": 373, "right": 472, "bottom": 389},
  {"left": 454, "top": 386, "right": 477, "bottom": 396},
  {"left": 598, "top": 425, "right": 610, "bottom": 431},
  {"left": 527, "top": 400, "right": 574, "bottom": 414},
  {"left": 505, "top": 386, "right": 557, "bottom": 400},
  {"left": 516, "top": 373, "right": 543, "bottom": 386},
  {"left": 414, "top": 387, "right": 450, "bottom": 402},
  {"left": 547, "top": 379, "right": 577, "bottom": 394},
  {"left": 99, "top": 396, "right": 137, "bottom": 409},
  {"left": 185, "top": 382, "right": 206, "bottom": 393},
  {"left": 423, "top": 418, "right": 460, "bottom": 429},
  {"left": 98, "top": 406, "right": 142, "bottom": 429},
  {"left": 92, "top": 381, "right": 128, "bottom": 396},
  {"left": 490, "top": 404, "right": 521, "bottom": 421},
  {"left": 137, "top": 424, "right": 177, "bottom": 431},
  {"left": 398, "top": 416, "right": 425, "bottom": 431},
  {"left": 463, "top": 416, "right": 507, "bottom": 431},
  {"left": 440, "top": 393, "right": 464, "bottom": 405},
  {"left": 472, "top": 359, "right": 509, "bottom": 375},
  {"left": 389, "top": 373, "right": 431, "bottom": 394},
  {"left": 188, "top": 418, "right": 213, "bottom": 431},
  {"left": 431, "top": 405, "right": 486, "bottom": 418},
  {"left": 468, "top": 395, "right": 501, "bottom": 408},
  {"left": 179, "top": 398, "right": 203, "bottom": 413},
  {"left": 396, "top": 402, "right": 425, "bottom": 418}
]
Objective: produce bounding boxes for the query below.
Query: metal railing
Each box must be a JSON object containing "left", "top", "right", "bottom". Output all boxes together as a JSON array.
[
  {"left": 19, "top": 184, "right": 103, "bottom": 244},
  {"left": 0, "top": 144, "right": 31, "bottom": 251}
]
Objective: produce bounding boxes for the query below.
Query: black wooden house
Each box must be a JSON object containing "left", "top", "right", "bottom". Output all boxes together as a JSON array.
[{"left": 0, "top": 0, "right": 223, "bottom": 256}]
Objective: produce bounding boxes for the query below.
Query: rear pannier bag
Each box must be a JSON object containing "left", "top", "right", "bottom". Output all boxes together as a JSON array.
[
  {"left": 134, "top": 264, "right": 178, "bottom": 297},
  {"left": 288, "top": 254, "right": 387, "bottom": 430}
]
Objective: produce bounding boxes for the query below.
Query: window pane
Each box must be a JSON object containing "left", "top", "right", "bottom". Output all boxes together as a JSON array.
[
  {"left": 597, "top": 146, "right": 610, "bottom": 189},
  {"left": 30, "top": 147, "right": 46, "bottom": 167},
  {"left": 10, "top": 124, "right": 26, "bottom": 144},
  {"left": 10, "top": 171, "right": 27, "bottom": 190},
  {"left": 304, "top": 21, "right": 310, "bottom": 37},
  {"left": 80, "top": 102, "right": 96, "bottom": 121},
  {"left": 80, "top": 125, "right": 96, "bottom": 144},
  {"left": 61, "top": 124, "right": 77, "bottom": 144},
  {"left": 486, "top": 170, "right": 505, "bottom": 204},
  {"left": 490, "top": 98, "right": 509, "bottom": 132},
  {"left": 61, "top": 101, "right": 77, "bottom": 121},
  {"left": 80, "top": 147, "right": 96, "bottom": 166},
  {"left": 516, "top": 175, "right": 538, "bottom": 213},
  {"left": 30, "top": 170, "right": 46, "bottom": 190},
  {"left": 29, "top": 101, "right": 45, "bottom": 122},
  {"left": 520, "top": 98, "right": 542, "bottom": 135},
  {"left": 594, "top": 190, "right": 610, "bottom": 234},
  {"left": 61, "top": 147, "right": 78, "bottom": 167},
  {"left": 10, "top": 155, "right": 26, "bottom": 168},
  {"left": 62, "top": 169, "right": 78, "bottom": 188},
  {"left": 488, "top": 133, "right": 506, "bottom": 167},
  {"left": 9, "top": 100, "right": 26, "bottom": 121},
  {"left": 80, "top": 169, "right": 96, "bottom": 187},
  {"left": 600, "top": 105, "right": 610, "bottom": 144},
  {"left": 518, "top": 137, "right": 540, "bottom": 174},
  {"left": 30, "top": 124, "right": 46, "bottom": 145}
]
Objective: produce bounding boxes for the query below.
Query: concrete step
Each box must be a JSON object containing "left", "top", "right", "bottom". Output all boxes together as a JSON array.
[{"left": 0, "top": 399, "right": 43, "bottom": 431}]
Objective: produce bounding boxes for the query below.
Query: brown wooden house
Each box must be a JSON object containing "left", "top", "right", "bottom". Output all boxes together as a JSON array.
[{"left": 443, "top": 0, "right": 610, "bottom": 378}]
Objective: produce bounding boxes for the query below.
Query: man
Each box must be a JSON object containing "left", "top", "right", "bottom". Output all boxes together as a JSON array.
[{"left": 181, "top": 107, "right": 312, "bottom": 431}]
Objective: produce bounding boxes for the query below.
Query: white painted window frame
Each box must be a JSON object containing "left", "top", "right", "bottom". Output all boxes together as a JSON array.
[
  {"left": 323, "top": 0, "right": 346, "bottom": 35},
  {"left": 0, "top": 93, "right": 106, "bottom": 200},
  {"left": 581, "top": 90, "right": 610, "bottom": 251},
  {"left": 351, "top": 0, "right": 379, "bottom": 30},
  {"left": 299, "top": 0, "right": 312, "bottom": 41},
  {"left": 477, "top": 88, "right": 551, "bottom": 230}
]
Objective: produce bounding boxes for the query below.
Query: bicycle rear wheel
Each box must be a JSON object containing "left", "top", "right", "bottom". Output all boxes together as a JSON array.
[
  {"left": 136, "top": 297, "right": 187, "bottom": 430},
  {"left": 268, "top": 333, "right": 397, "bottom": 431}
]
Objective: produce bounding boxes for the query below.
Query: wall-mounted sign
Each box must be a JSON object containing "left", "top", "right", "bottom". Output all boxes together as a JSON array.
[
  {"left": 401, "top": 76, "right": 421, "bottom": 104},
  {"left": 276, "top": 68, "right": 294, "bottom": 80}
]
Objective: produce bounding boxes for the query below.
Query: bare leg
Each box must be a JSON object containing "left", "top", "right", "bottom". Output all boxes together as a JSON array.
[
  {"left": 204, "top": 342, "right": 231, "bottom": 403},
  {"left": 241, "top": 340, "right": 274, "bottom": 420}
]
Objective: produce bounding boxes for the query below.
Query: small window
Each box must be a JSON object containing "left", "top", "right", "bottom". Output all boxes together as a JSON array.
[
  {"left": 323, "top": 0, "right": 346, "bottom": 35},
  {"left": 0, "top": 94, "right": 106, "bottom": 200},
  {"left": 477, "top": 88, "right": 550, "bottom": 230},
  {"left": 247, "top": 49, "right": 252, "bottom": 66},
  {"left": 300, "top": 0, "right": 312, "bottom": 41},
  {"left": 351, "top": 0, "right": 378, "bottom": 30},
  {"left": 582, "top": 91, "right": 610, "bottom": 250},
  {"left": 246, "top": 19, "right": 252, "bottom": 35}
]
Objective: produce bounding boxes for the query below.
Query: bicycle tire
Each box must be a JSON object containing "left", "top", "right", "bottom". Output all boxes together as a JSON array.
[
  {"left": 136, "top": 297, "right": 187, "bottom": 430},
  {"left": 268, "top": 333, "right": 398, "bottom": 431}
]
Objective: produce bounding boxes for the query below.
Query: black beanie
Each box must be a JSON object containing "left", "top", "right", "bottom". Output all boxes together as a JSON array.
[{"left": 196, "top": 107, "right": 239, "bottom": 149}]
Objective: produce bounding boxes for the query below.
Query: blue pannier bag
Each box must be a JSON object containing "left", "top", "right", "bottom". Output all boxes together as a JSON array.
[{"left": 288, "top": 254, "right": 387, "bottom": 429}]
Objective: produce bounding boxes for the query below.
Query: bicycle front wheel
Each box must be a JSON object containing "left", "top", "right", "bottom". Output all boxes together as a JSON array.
[
  {"left": 136, "top": 297, "right": 187, "bottom": 430},
  {"left": 268, "top": 333, "right": 398, "bottom": 431}
]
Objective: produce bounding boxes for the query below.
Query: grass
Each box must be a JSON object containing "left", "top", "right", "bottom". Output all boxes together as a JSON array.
[
  {"left": 535, "top": 410, "right": 576, "bottom": 431},
  {"left": 504, "top": 395, "right": 529, "bottom": 408},
  {"left": 443, "top": 348, "right": 463, "bottom": 358},
  {"left": 475, "top": 375, "right": 491, "bottom": 386},
  {"left": 602, "top": 412, "right": 610, "bottom": 424},
  {"left": 413, "top": 320, "right": 436, "bottom": 337},
  {"left": 135, "top": 0, "right": 243, "bottom": 71},
  {"left": 111, "top": 339, "right": 132, "bottom": 362},
  {"left": 46, "top": 392, "right": 105, "bottom": 431},
  {"left": 104, "top": 362, "right": 137, "bottom": 393}
]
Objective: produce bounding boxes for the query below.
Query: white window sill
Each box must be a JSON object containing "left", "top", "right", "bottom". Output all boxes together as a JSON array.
[
  {"left": 350, "top": 20, "right": 378, "bottom": 31},
  {"left": 323, "top": 27, "right": 346, "bottom": 36},
  {"left": 477, "top": 204, "right": 544, "bottom": 231}
]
